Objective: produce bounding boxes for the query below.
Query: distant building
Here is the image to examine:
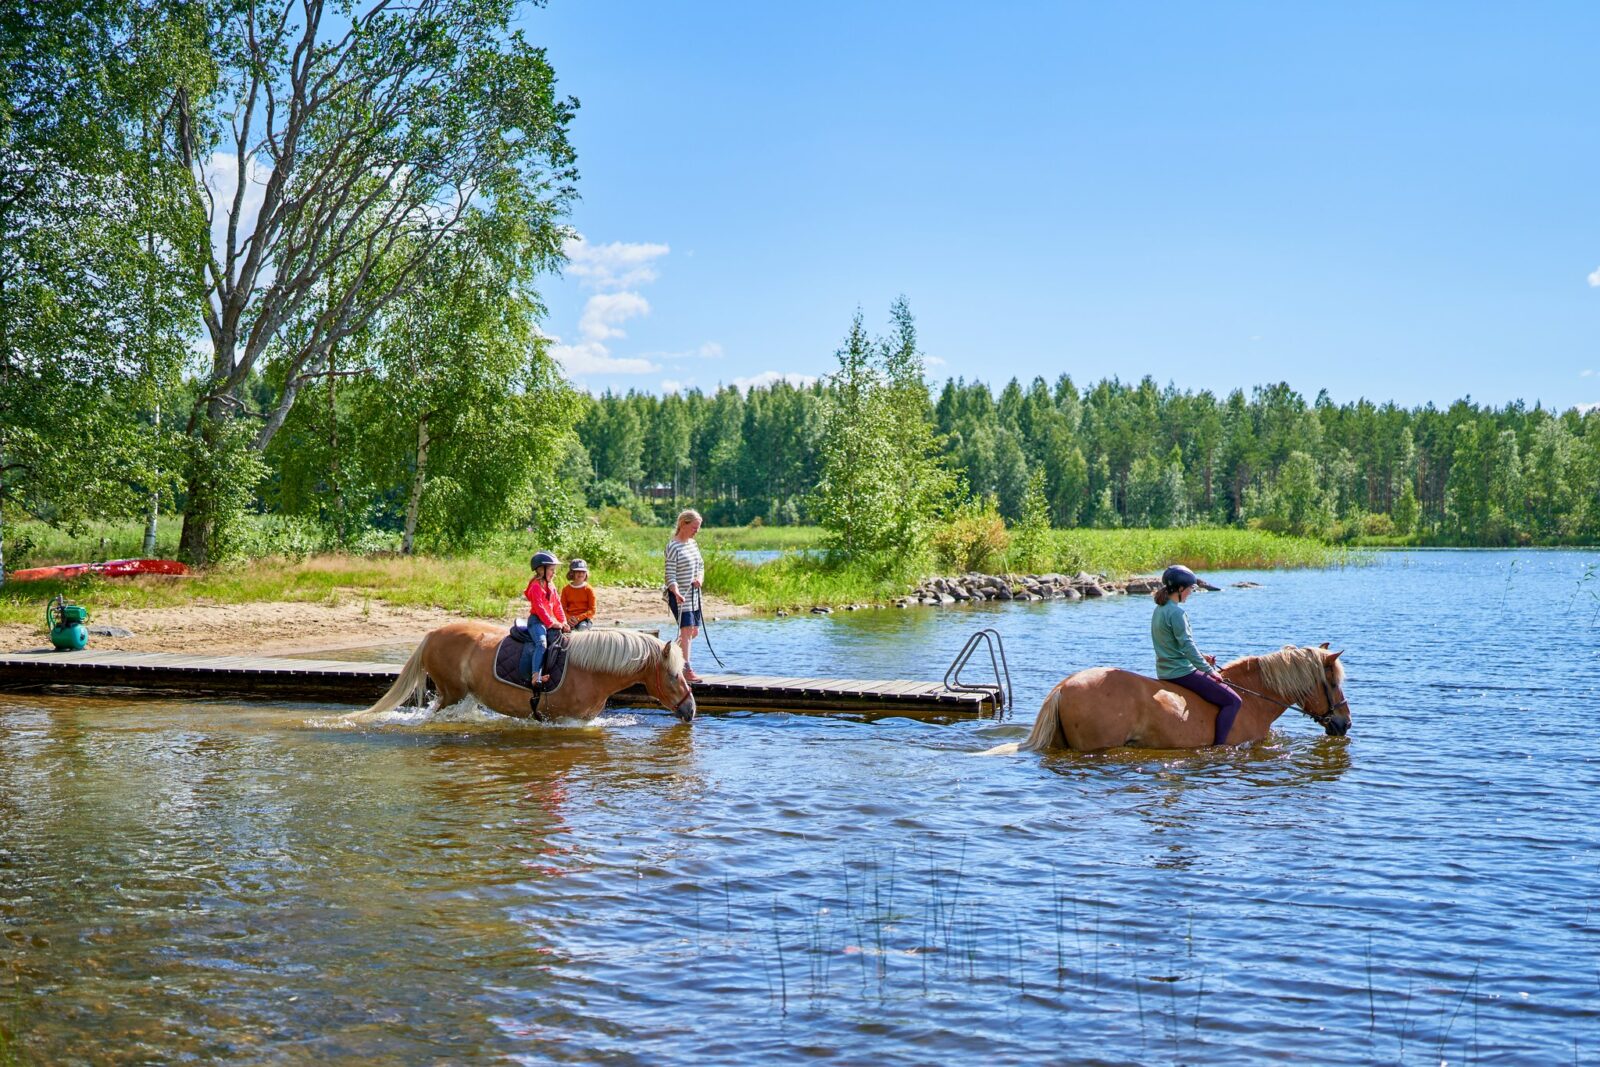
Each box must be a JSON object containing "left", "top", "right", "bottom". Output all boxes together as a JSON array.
[{"left": 645, "top": 483, "right": 675, "bottom": 500}]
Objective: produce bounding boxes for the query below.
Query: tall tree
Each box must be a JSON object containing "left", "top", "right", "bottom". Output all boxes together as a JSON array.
[{"left": 171, "top": 0, "right": 577, "bottom": 562}]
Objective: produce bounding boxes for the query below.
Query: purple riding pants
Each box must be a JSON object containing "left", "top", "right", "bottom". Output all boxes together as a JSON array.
[{"left": 1169, "top": 671, "right": 1244, "bottom": 745}]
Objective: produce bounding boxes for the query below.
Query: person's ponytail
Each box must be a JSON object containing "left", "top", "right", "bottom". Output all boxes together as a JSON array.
[{"left": 1153, "top": 586, "right": 1171, "bottom": 606}]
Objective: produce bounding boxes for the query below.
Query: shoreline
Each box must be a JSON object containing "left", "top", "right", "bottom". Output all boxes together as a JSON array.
[{"left": 0, "top": 586, "right": 751, "bottom": 656}]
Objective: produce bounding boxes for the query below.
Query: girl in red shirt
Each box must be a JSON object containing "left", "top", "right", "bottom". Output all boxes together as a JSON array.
[{"left": 522, "top": 551, "right": 569, "bottom": 684}]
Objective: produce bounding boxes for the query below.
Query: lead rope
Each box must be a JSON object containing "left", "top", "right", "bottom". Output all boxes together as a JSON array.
[{"left": 693, "top": 583, "right": 727, "bottom": 669}]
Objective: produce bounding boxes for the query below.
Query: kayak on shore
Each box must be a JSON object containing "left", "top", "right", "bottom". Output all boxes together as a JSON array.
[{"left": 6, "top": 559, "right": 190, "bottom": 583}]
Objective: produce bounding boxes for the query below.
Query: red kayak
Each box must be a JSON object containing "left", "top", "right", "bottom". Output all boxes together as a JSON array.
[{"left": 6, "top": 559, "right": 190, "bottom": 582}]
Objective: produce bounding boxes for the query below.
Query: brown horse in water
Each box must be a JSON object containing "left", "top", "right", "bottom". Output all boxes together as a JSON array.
[
  {"left": 345, "top": 621, "right": 696, "bottom": 724},
  {"left": 981, "top": 644, "right": 1349, "bottom": 754}
]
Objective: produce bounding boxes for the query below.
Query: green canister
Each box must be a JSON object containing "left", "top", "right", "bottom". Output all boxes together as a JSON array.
[{"left": 47, "top": 595, "right": 89, "bottom": 651}]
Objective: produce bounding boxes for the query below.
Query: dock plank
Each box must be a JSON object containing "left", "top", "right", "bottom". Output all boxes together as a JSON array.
[{"left": 0, "top": 650, "right": 999, "bottom": 717}]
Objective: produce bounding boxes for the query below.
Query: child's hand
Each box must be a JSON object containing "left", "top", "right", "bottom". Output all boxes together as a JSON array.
[{"left": 691, "top": 577, "right": 703, "bottom": 588}]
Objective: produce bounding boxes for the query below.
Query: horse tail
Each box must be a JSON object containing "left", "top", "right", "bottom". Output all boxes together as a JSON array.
[
  {"left": 345, "top": 634, "right": 431, "bottom": 722},
  {"left": 974, "top": 683, "right": 1066, "bottom": 756},
  {"left": 1018, "top": 684, "right": 1067, "bottom": 752}
]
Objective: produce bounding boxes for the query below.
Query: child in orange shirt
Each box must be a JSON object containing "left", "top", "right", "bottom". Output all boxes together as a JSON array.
[{"left": 561, "top": 558, "right": 596, "bottom": 630}]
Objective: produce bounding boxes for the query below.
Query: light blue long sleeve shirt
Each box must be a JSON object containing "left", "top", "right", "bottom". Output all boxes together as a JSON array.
[{"left": 1151, "top": 599, "right": 1213, "bottom": 679}]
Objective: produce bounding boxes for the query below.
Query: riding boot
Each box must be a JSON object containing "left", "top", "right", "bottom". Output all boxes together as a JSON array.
[{"left": 528, "top": 694, "right": 546, "bottom": 722}]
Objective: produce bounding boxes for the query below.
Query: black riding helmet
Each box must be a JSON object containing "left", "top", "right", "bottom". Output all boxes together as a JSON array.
[
  {"left": 530, "top": 550, "right": 560, "bottom": 570},
  {"left": 1161, "top": 564, "right": 1199, "bottom": 590}
]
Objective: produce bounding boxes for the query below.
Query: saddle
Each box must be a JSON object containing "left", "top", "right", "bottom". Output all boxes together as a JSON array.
[{"left": 493, "top": 625, "right": 571, "bottom": 700}]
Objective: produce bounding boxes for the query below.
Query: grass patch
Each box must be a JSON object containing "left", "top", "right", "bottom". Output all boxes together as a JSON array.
[{"left": 1041, "top": 528, "right": 1346, "bottom": 576}]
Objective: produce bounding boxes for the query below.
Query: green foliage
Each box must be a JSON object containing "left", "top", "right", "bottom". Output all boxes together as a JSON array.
[
  {"left": 1244, "top": 450, "right": 1334, "bottom": 538},
  {"left": 932, "top": 498, "right": 1010, "bottom": 574},
  {"left": 186, "top": 422, "right": 271, "bottom": 562},
  {"left": 555, "top": 521, "right": 622, "bottom": 569},
  {"left": 0, "top": 0, "right": 203, "bottom": 582},
  {"left": 1008, "top": 470, "right": 1052, "bottom": 572},
  {"left": 1126, "top": 447, "right": 1188, "bottom": 528},
  {"left": 1390, "top": 479, "right": 1420, "bottom": 536},
  {"left": 815, "top": 300, "right": 956, "bottom": 564}
]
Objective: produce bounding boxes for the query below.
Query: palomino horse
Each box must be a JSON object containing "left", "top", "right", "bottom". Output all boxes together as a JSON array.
[
  {"left": 345, "top": 622, "right": 696, "bottom": 724},
  {"left": 981, "top": 644, "right": 1349, "bottom": 754}
]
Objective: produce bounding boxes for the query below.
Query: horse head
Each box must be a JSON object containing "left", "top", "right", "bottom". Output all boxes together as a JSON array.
[
  {"left": 1251, "top": 644, "right": 1351, "bottom": 738},
  {"left": 646, "top": 638, "right": 697, "bottom": 722},
  {"left": 1312, "top": 644, "right": 1350, "bottom": 737}
]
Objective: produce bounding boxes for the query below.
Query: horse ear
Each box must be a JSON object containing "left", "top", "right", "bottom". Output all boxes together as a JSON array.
[
  {"left": 1318, "top": 641, "right": 1330, "bottom": 650},
  {"left": 1326, "top": 649, "right": 1343, "bottom": 663}
]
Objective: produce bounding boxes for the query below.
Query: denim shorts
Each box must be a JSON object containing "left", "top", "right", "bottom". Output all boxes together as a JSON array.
[{"left": 667, "top": 588, "right": 703, "bottom": 628}]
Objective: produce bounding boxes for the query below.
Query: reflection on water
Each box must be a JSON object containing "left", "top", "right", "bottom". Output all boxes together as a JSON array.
[{"left": 3, "top": 550, "right": 1600, "bottom": 1063}]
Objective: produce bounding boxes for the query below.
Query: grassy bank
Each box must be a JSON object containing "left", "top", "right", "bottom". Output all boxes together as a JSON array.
[
  {"left": 1044, "top": 527, "right": 1345, "bottom": 574},
  {"left": 0, "top": 518, "right": 1342, "bottom": 625}
]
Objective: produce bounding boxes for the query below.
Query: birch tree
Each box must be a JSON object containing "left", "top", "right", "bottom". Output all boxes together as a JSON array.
[{"left": 171, "top": 0, "right": 576, "bottom": 562}]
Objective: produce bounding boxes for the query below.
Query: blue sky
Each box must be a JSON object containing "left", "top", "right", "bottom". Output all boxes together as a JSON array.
[{"left": 527, "top": 2, "right": 1600, "bottom": 411}]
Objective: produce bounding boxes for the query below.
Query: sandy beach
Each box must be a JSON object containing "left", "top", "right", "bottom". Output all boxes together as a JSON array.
[{"left": 0, "top": 585, "right": 750, "bottom": 655}]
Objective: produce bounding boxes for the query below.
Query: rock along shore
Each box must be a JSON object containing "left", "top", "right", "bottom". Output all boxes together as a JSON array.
[{"left": 894, "top": 571, "right": 1220, "bottom": 608}]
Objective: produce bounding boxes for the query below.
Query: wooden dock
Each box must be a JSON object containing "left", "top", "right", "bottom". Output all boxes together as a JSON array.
[{"left": 0, "top": 649, "right": 1002, "bottom": 718}]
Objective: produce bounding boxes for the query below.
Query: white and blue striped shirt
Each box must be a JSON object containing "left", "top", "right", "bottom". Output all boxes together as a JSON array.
[{"left": 665, "top": 537, "right": 703, "bottom": 596}]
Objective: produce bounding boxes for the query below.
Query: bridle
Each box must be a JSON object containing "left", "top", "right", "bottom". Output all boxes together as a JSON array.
[
  {"left": 1224, "top": 671, "right": 1348, "bottom": 728},
  {"left": 650, "top": 643, "right": 694, "bottom": 717}
]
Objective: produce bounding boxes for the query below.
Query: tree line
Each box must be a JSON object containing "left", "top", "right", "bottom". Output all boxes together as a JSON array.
[{"left": 578, "top": 345, "right": 1600, "bottom": 547}]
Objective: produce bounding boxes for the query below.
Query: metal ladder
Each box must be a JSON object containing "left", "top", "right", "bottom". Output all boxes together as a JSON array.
[{"left": 944, "top": 628, "right": 1013, "bottom": 716}]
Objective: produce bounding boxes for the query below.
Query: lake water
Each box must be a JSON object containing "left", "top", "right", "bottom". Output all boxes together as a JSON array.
[{"left": 2, "top": 550, "right": 1598, "bottom": 1064}]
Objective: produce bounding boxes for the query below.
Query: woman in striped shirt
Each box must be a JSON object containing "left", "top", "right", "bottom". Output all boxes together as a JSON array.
[{"left": 665, "top": 508, "right": 705, "bottom": 681}]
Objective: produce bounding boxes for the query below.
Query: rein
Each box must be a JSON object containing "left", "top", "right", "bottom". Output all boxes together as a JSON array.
[{"left": 1222, "top": 669, "right": 1347, "bottom": 726}]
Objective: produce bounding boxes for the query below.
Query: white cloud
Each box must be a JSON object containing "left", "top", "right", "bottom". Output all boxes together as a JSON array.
[
  {"left": 1577, "top": 401, "right": 1600, "bottom": 414},
  {"left": 1581, "top": 369, "right": 1596, "bottom": 378},
  {"left": 731, "top": 370, "right": 819, "bottom": 392},
  {"left": 925, "top": 354, "right": 947, "bottom": 366},
  {"left": 578, "top": 291, "right": 650, "bottom": 342},
  {"left": 1589, "top": 267, "right": 1600, "bottom": 287},
  {"left": 553, "top": 233, "right": 672, "bottom": 383},
  {"left": 565, "top": 235, "right": 671, "bottom": 290},
  {"left": 660, "top": 379, "right": 687, "bottom": 394},
  {"left": 549, "top": 339, "right": 658, "bottom": 376},
  {"left": 545, "top": 291, "right": 658, "bottom": 376},
  {"left": 698, "top": 341, "right": 724, "bottom": 359}
]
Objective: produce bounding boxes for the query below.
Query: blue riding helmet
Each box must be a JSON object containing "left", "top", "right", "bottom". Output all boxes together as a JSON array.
[
  {"left": 1161, "top": 564, "right": 1199, "bottom": 590},
  {"left": 530, "top": 550, "right": 560, "bottom": 570}
]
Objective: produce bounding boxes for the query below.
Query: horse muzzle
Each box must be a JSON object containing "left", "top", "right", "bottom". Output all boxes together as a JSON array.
[
  {"left": 1323, "top": 712, "right": 1350, "bottom": 737},
  {"left": 674, "top": 693, "right": 697, "bottom": 723}
]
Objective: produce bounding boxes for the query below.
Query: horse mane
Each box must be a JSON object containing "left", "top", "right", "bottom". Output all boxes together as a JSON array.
[
  {"left": 566, "top": 628, "right": 670, "bottom": 676},
  {"left": 1227, "top": 645, "right": 1344, "bottom": 702}
]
